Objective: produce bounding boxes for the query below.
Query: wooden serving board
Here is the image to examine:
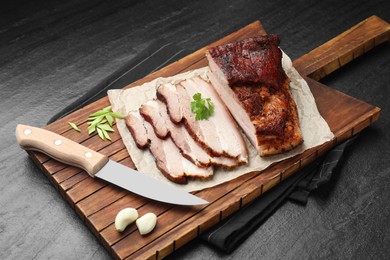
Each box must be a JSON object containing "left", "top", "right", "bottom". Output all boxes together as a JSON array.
[{"left": 26, "top": 15, "right": 389, "bottom": 259}]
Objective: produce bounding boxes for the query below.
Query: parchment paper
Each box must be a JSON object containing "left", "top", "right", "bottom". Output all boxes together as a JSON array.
[{"left": 108, "top": 53, "right": 334, "bottom": 192}]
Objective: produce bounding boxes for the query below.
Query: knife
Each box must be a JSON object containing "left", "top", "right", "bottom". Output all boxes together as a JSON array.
[{"left": 16, "top": 124, "right": 208, "bottom": 206}]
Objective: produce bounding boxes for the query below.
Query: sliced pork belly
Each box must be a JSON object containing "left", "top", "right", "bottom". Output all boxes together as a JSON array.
[
  {"left": 206, "top": 35, "right": 303, "bottom": 156},
  {"left": 186, "top": 76, "right": 248, "bottom": 162},
  {"left": 157, "top": 78, "right": 248, "bottom": 164},
  {"left": 140, "top": 99, "right": 240, "bottom": 168},
  {"left": 143, "top": 121, "right": 214, "bottom": 182},
  {"left": 139, "top": 100, "right": 169, "bottom": 139},
  {"left": 124, "top": 111, "right": 149, "bottom": 149},
  {"left": 156, "top": 83, "right": 182, "bottom": 123},
  {"left": 125, "top": 111, "right": 213, "bottom": 183}
]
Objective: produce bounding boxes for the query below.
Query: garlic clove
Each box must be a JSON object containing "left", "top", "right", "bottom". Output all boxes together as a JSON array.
[
  {"left": 136, "top": 213, "right": 157, "bottom": 235},
  {"left": 115, "top": 208, "right": 138, "bottom": 232}
]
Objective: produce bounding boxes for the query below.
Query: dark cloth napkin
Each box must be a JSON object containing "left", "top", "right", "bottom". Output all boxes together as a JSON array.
[
  {"left": 48, "top": 42, "right": 357, "bottom": 254},
  {"left": 201, "top": 136, "right": 357, "bottom": 253}
]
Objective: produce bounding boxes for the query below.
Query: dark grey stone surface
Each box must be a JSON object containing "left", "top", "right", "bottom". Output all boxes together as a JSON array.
[{"left": 0, "top": 0, "right": 389, "bottom": 259}]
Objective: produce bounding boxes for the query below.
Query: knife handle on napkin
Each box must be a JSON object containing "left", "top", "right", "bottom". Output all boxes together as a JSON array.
[{"left": 16, "top": 124, "right": 108, "bottom": 176}]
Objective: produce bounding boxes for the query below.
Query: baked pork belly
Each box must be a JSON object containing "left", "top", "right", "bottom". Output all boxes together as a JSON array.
[
  {"left": 206, "top": 35, "right": 303, "bottom": 156},
  {"left": 125, "top": 111, "right": 213, "bottom": 184},
  {"left": 124, "top": 111, "right": 149, "bottom": 149},
  {"left": 140, "top": 99, "right": 240, "bottom": 168},
  {"left": 157, "top": 78, "right": 248, "bottom": 164}
]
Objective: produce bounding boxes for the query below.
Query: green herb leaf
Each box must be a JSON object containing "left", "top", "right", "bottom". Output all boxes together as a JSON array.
[
  {"left": 96, "top": 127, "right": 105, "bottom": 140},
  {"left": 193, "top": 92, "right": 201, "bottom": 101},
  {"left": 105, "top": 114, "right": 114, "bottom": 126},
  {"left": 85, "top": 105, "right": 126, "bottom": 141},
  {"left": 89, "top": 115, "right": 105, "bottom": 126},
  {"left": 68, "top": 122, "right": 81, "bottom": 132},
  {"left": 103, "top": 106, "right": 112, "bottom": 112},
  {"left": 89, "top": 110, "right": 108, "bottom": 117},
  {"left": 88, "top": 124, "right": 96, "bottom": 135},
  {"left": 109, "top": 112, "right": 126, "bottom": 119},
  {"left": 102, "top": 129, "right": 111, "bottom": 141},
  {"left": 97, "top": 124, "right": 114, "bottom": 132},
  {"left": 190, "top": 93, "right": 215, "bottom": 120}
]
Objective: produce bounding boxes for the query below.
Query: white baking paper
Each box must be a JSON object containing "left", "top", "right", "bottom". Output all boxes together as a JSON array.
[{"left": 108, "top": 53, "right": 334, "bottom": 192}]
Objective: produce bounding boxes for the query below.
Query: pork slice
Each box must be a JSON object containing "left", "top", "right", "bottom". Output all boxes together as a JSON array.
[
  {"left": 140, "top": 99, "right": 209, "bottom": 166},
  {"left": 140, "top": 99, "right": 240, "bottom": 168},
  {"left": 143, "top": 121, "right": 187, "bottom": 183},
  {"left": 145, "top": 121, "right": 213, "bottom": 181},
  {"left": 190, "top": 76, "right": 248, "bottom": 163},
  {"left": 156, "top": 83, "right": 182, "bottom": 124},
  {"left": 180, "top": 77, "right": 248, "bottom": 163},
  {"left": 209, "top": 155, "right": 242, "bottom": 168},
  {"left": 207, "top": 71, "right": 257, "bottom": 148},
  {"left": 140, "top": 100, "right": 169, "bottom": 139},
  {"left": 126, "top": 111, "right": 213, "bottom": 183},
  {"left": 157, "top": 82, "right": 221, "bottom": 156},
  {"left": 125, "top": 111, "right": 149, "bottom": 149}
]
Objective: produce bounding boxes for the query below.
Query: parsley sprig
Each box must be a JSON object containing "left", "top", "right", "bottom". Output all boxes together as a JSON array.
[
  {"left": 190, "top": 93, "right": 215, "bottom": 121},
  {"left": 68, "top": 106, "right": 125, "bottom": 141}
]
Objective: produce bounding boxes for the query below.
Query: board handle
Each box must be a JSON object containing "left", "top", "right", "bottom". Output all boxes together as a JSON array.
[
  {"left": 15, "top": 124, "right": 109, "bottom": 177},
  {"left": 294, "top": 15, "right": 390, "bottom": 80}
]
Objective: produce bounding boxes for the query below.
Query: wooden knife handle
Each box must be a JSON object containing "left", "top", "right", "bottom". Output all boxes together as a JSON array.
[
  {"left": 294, "top": 15, "right": 390, "bottom": 80},
  {"left": 15, "top": 124, "right": 109, "bottom": 177}
]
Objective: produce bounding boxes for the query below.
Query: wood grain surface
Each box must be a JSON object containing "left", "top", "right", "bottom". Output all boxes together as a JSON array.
[
  {"left": 1, "top": 1, "right": 390, "bottom": 259},
  {"left": 21, "top": 16, "right": 387, "bottom": 259}
]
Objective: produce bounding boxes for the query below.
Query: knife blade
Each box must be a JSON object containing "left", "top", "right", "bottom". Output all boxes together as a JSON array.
[{"left": 15, "top": 124, "right": 208, "bottom": 206}]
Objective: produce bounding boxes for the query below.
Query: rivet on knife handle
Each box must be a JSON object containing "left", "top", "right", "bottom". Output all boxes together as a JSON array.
[{"left": 15, "top": 124, "right": 109, "bottom": 177}]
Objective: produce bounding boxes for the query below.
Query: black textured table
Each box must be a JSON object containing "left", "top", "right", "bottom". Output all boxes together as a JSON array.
[{"left": 1, "top": 0, "right": 389, "bottom": 259}]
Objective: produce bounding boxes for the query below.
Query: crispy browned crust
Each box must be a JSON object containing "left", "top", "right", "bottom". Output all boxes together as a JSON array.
[
  {"left": 154, "top": 160, "right": 188, "bottom": 184},
  {"left": 206, "top": 35, "right": 286, "bottom": 88},
  {"left": 232, "top": 77, "right": 303, "bottom": 156},
  {"left": 258, "top": 80, "right": 304, "bottom": 156},
  {"left": 207, "top": 35, "right": 303, "bottom": 156}
]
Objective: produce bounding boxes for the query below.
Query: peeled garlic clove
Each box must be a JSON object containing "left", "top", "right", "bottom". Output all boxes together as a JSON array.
[
  {"left": 115, "top": 208, "right": 138, "bottom": 232},
  {"left": 136, "top": 213, "right": 157, "bottom": 235}
]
